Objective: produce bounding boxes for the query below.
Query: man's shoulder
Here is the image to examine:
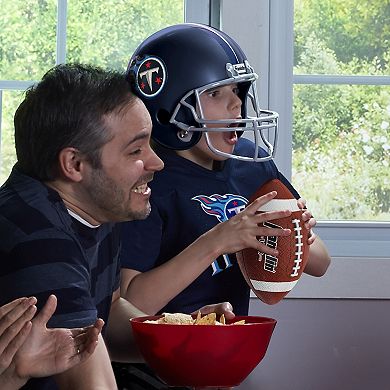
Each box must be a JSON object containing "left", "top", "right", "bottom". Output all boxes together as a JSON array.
[{"left": 0, "top": 172, "right": 72, "bottom": 246}]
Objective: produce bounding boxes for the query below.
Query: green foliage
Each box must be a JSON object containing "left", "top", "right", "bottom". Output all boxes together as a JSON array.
[
  {"left": 66, "top": 0, "right": 184, "bottom": 71},
  {"left": 293, "top": 91, "right": 390, "bottom": 220},
  {"left": 0, "top": 0, "right": 57, "bottom": 80},
  {"left": 293, "top": 0, "right": 390, "bottom": 221},
  {"left": 0, "top": 0, "right": 183, "bottom": 183},
  {"left": 294, "top": 0, "right": 390, "bottom": 71}
]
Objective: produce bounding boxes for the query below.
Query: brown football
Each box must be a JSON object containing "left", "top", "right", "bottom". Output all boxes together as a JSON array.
[{"left": 236, "top": 179, "right": 309, "bottom": 305}]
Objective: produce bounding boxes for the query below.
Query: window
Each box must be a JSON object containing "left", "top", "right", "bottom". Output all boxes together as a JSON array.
[
  {"left": 291, "top": 0, "right": 390, "bottom": 262},
  {"left": 293, "top": 0, "right": 390, "bottom": 222},
  {"left": 222, "top": 0, "right": 389, "bottom": 286},
  {"left": 0, "top": 0, "right": 189, "bottom": 183}
]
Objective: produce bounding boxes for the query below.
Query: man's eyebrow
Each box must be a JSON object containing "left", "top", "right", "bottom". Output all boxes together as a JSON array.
[{"left": 123, "top": 130, "right": 150, "bottom": 149}]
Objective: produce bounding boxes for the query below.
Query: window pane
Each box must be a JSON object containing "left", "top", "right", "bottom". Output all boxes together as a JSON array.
[
  {"left": 294, "top": 0, "right": 389, "bottom": 76},
  {"left": 0, "top": 90, "right": 25, "bottom": 183},
  {"left": 0, "top": 0, "right": 185, "bottom": 184},
  {"left": 67, "top": 0, "right": 184, "bottom": 70},
  {"left": 0, "top": 0, "right": 57, "bottom": 80},
  {"left": 292, "top": 84, "right": 390, "bottom": 221}
]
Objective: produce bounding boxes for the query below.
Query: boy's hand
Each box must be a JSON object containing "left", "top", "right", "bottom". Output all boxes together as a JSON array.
[
  {"left": 192, "top": 302, "right": 235, "bottom": 321},
  {"left": 211, "top": 190, "right": 292, "bottom": 257},
  {"left": 297, "top": 198, "right": 317, "bottom": 245}
]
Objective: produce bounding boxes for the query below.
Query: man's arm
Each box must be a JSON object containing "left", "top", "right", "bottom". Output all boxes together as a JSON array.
[
  {"left": 54, "top": 334, "right": 116, "bottom": 390},
  {"left": 104, "top": 289, "right": 145, "bottom": 363}
]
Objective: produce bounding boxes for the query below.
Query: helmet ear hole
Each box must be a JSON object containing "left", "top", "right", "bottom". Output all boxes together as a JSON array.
[{"left": 156, "top": 109, "right": 171, "bottom": 125}]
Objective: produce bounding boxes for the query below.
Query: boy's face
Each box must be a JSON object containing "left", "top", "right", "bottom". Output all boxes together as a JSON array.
[{"left": 196, "top": 83, "right": 242, "bottom": 161}]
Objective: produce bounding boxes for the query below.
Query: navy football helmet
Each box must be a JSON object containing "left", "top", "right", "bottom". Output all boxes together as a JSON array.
[{"left": 127, "top": 23, "right": 278, "bottom": 162}]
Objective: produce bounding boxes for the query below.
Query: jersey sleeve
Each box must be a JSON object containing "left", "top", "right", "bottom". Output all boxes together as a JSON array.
[
  {"left": 0, "top": 235, "right": 98, "bottom": 329},
  {"left": 277, "top": 171, "right": 301, "bottom": 199},
  {"left": 120, "top": 198, "right": 163, "bottom": 272},
  {"left": 254, "top": 139, "right": 301, "bottom": 199}
]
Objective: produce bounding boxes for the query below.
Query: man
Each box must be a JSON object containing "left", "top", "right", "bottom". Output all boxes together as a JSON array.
[{"left": 0, "top": 63, "right": 164, "bottom": 389}]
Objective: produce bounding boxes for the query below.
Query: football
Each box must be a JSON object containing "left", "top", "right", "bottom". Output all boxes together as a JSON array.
[{"left": 236, "top": 179, "right": 309, "bottom": 305}]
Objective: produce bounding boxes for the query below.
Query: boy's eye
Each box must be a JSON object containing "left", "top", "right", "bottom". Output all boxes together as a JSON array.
[{"left": 207, "top": 90, "right": 219, "bottom": 97}]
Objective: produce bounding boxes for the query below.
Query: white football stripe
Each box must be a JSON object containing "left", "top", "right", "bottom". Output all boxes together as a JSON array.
[
  {"left": 257, "top": 199, "right": 300, "bottom": 212},
  {"left": 250, "top": 279, "right": 298, "bottom": 292}
]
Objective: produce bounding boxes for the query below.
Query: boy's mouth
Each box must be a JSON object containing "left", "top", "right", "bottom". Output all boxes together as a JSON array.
[
  {"left": 227, "top": 122, "right": 239, "bottom": 128},
  {"left": 224, "top": 130, "right": 238, "bottom": 145}
]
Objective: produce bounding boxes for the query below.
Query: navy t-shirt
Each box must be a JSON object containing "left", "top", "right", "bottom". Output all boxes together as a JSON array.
[
  {"left": 121, "top": 138, "right": 299, "bottom": 315},
  {"left": 0, "top": 165, "right": 121, "bottom": 389}
]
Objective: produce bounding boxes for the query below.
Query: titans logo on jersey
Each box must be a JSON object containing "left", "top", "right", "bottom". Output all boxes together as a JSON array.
[{"left": 192, "top": 194, "right": 248, "bottom": 275}]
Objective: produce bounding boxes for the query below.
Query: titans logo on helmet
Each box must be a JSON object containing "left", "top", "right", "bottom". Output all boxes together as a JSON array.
[{"left": 135, "top": 56, "right": 166, "bottom": 98}]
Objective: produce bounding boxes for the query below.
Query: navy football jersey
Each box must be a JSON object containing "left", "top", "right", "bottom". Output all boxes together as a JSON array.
[{"left": 120, "top": 137, "right": 299, "bottom": 315}]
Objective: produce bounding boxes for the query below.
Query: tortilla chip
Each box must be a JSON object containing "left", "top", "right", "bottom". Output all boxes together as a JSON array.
[
  {"left": 232, "top": 319, "right": 246, "bottom": 325},
  {"left": 162, "top": 312, "right": 194, "bottom": 325},
  {"left": 195, "top": 312, "right": 217, "bottom": 325}
]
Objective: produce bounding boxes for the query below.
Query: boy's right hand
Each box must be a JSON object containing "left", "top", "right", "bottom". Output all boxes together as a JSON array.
[{"left": 210, "top": 190, "right": 291, "bottom": 257}]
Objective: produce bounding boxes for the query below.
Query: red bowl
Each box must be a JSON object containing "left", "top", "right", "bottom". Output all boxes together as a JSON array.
[{"left": 130, "top": 315, "right": 277, "bottom": 388}]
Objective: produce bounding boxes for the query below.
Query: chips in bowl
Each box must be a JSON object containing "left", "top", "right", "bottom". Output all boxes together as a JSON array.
[
  {"left": 130, "top": 313, "right": 276, "bottom": 388},
  {"left": 145, "top": 311, "right": 246, "bottom": 326}
]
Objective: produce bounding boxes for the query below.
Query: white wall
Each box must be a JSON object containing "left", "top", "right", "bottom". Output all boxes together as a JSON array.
[{"left": 238, "top": 298, "right": 390, "bottom": 390}]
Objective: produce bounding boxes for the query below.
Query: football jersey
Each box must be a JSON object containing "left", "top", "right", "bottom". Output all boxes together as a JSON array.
[{"left": 120, "top": 137, "right": 299, "bottom": 315}]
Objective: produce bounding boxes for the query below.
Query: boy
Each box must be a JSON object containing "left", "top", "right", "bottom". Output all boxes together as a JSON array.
[{"left": 121, "top": 23, "right": 330, "bottom": 317}]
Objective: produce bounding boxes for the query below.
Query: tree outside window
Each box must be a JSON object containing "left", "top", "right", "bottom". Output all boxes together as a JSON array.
[{"left": 293, "top": 0, "right": 390, "bottom": 221}]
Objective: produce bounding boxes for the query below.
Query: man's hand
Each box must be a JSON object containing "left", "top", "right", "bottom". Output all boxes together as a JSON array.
[{"left": 14, "top": 295, "right": 104, "bottom": 379}]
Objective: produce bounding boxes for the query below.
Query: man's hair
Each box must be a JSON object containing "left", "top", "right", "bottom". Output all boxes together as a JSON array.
[{"left": 14, "top": 63, "right": 136, "bottom": 181}]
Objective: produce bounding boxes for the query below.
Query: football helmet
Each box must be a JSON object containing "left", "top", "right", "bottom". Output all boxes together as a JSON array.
[{"left": 127, "top": 23, "right": 278, "bottom": 162}]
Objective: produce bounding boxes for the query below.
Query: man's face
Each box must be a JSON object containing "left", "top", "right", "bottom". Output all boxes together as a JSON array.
[{"left": 83, "top": 98, "right": 163, "bottom": 223}]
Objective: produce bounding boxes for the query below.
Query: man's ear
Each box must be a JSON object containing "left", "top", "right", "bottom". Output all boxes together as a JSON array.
[{"left": 57, "top": 147, "right": 85, "bottom": 182}]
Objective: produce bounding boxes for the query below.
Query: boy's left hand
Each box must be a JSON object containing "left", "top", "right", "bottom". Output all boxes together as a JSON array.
[
  {"left": 192, "top": 302, "right": 235, "bottom": 321},
  {"left": 297, "top": 198, "right": 317, "bottom": 245}
]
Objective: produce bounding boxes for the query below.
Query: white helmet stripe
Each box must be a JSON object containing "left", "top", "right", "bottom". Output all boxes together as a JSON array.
[{"left": 187, "top": 22, "right": 240, "bottom": 63}]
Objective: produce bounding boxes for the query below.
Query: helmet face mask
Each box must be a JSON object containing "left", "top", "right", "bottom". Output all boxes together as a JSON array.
[{"left": 127, "top": 23, "right": 278, "bottom": 162}]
